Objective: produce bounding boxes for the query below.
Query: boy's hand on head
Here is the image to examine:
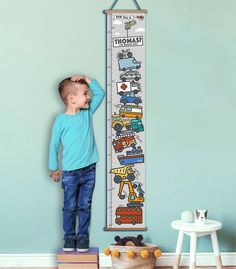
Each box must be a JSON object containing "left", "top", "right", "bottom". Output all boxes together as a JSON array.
[
  {"left": 71, "top": 75, "right": 92, "bottom": 84},
  {"left": 49, "top": 170, "right": 61, "bottom": 183}
]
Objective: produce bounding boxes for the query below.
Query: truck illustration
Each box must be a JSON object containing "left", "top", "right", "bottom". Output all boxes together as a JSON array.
[
  {"left": 131, "top": 119, "right": 144, "bottom": 133},
  {"left": 110, "top": 165, "right": 135, "bottom": 183},
  {"left": 112, "top": 134, "right": 136, "bottom": 153},
  {"left": 118, "top": 57, "right": 141, "bottom": 71}
]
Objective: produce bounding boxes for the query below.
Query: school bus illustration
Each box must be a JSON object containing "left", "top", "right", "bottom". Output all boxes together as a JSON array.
[
  {"left": 119, "top": 105, "right": 143, "bottom": 119},
  {"left": 115, "top": 206, "right": 143, "bottom": 225}
]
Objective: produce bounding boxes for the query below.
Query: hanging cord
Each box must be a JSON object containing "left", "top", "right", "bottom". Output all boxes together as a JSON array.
[
  {"left": 132, "top": 0, "right": 141, "bottom": 10},
  {"left": 109, "top": 0, "right": 141, "bottom": 10}
]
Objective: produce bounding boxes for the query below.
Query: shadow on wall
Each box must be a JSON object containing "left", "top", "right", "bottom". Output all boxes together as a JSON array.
[{"left": 219, "top": 217, "right": 236, "bottom": 251}]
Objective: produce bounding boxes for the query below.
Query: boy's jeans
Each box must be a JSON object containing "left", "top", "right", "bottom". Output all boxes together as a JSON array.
[{"left": 61, "top": 163, "right": 96, "bottom": 241}]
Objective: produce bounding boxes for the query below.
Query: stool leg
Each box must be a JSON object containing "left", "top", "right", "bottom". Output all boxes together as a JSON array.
[
  {"left": 174, "top": 231, "right": 184, "bottom": 269},
  {"left": 211, "top": 231, "right": 223, "bottom": 269},
  {"left": 190, "top": 232, "right": 197, "bottom": 269}
]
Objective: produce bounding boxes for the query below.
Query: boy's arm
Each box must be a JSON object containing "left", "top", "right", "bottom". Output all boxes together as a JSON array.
[
  {"left": 49, "top": 116, "right": 62, "bottom": 173},
  {"left": 88, "top": 79, "right": 105, "bottom": 114}
]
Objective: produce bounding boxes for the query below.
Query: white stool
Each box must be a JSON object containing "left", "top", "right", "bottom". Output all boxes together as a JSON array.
[{"left": 171, "top": 220, "right": 223, "bottom": 269}]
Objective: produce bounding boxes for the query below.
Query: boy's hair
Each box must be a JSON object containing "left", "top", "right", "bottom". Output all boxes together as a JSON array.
[{"left": 58, "top": 78, "right": 88, "bottom": 104}]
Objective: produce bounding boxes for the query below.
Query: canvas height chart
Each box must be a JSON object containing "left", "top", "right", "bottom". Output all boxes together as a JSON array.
[{"left": 105, "top": 9, "right": 147, "bottom": 230}]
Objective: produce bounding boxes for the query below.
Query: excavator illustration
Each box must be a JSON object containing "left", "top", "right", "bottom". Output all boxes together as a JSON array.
[
  {"left": 117, "top": 180, "right": 144, "bottom": 207},
  {"left": 110, "top": 165, "right": 145, "bottom": 207}
]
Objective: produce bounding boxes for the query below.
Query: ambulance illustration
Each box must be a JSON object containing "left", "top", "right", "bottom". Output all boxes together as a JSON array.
[{"left": 116, "top": 81, "right": 141, "bottom": 95}]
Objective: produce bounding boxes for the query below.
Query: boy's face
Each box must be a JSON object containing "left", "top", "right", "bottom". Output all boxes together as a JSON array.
[{"left": 69, "top": 83, "right": 91, "bottom": 109}]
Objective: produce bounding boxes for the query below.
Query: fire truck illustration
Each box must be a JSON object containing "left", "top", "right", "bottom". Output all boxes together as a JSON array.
[
  {"left": 112, "top": 133, "right": 136, "bottom": 153},
  {"left": 115, "top": 206, "right": 143, "bottom": 225}
]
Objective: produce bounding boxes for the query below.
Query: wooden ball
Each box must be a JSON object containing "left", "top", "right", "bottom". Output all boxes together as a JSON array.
[
  {"left": 154, "top": 249, "right": 162, "bottom": 258},
  {"left": 141, "top": 250, "right": 149, "bottom": 258},
  {"left": 127, "top": 250, "right": 135, "bottom": 258},
  {"left": 103, "top": 248, "right": 110, "bottom": 256},
  {"left": 111, "top": 249, "right": 120, "bottom": 258}
]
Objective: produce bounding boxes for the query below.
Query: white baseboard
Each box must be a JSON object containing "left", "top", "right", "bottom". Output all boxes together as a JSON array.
[{"left": 0, "top": 252, "right": 235, "bottom": 267}]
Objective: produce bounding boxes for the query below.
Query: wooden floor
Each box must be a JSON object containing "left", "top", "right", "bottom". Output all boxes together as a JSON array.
[
  {"left": 102, "top": 267, "right": 235, "bottom": 269},
  {"left": 100, "top": 266, "right": 236, "bottom": 269},
  {"left": 0, "top": 266, "right": 236, "bottom": 269}
]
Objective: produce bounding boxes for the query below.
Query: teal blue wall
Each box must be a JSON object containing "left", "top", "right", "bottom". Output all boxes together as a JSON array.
[{"left": 0, "top": 0, "right": 235, "bottom": 253}]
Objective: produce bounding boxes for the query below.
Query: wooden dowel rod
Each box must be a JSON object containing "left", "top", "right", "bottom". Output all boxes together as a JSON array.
[{"left": 103, "top": 9, "right": 147, "bottom": 14}]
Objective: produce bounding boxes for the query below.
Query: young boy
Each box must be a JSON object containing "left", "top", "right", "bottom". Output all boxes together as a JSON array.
[{"left": 49, "top": 75, "right": 105, "bottom": 252}]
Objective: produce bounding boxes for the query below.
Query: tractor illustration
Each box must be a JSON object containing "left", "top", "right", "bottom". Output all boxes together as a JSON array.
[{"left": 112, "top": 113, "right": 131, "bottom": 132}]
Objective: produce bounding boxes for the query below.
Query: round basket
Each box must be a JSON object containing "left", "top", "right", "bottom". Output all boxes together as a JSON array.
[{"left": 109, "top": 243, "right": 158, "bottom": 269}]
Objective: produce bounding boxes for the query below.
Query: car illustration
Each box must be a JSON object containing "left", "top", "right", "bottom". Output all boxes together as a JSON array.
[
  {"left": 120, "top": 70, "right": 141, "bottom": 82},
  {"left": 120, "top": 93, "right": 142, "bottom": 105}
]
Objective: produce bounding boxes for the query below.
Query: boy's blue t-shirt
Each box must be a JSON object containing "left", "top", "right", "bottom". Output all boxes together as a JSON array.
[{"left": 49, "top": 79, "right": 105, "bottom": 171}]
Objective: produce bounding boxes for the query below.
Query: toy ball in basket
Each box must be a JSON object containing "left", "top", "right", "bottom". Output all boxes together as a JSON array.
[{"left": 103, "top": 235, "right": 162, "bottom": 269}]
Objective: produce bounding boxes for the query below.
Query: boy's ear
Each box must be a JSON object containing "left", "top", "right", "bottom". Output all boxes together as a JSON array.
[{"left": 67, "top": 93, "right": 75, "bottom": 104}]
